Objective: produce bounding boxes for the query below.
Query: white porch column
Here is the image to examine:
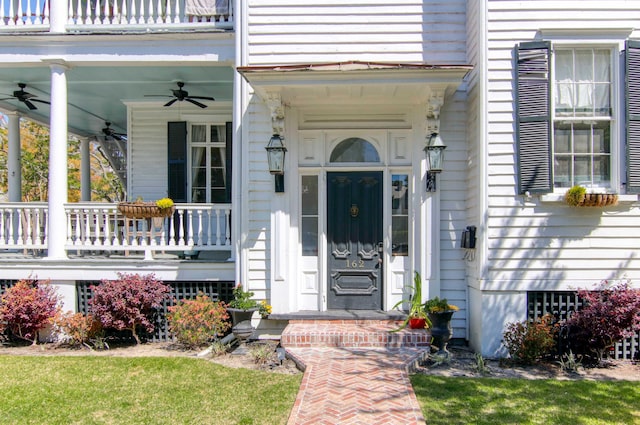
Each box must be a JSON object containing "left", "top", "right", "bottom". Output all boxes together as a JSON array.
[
  {"left": 49, "top": 0, "right": 67, "bottom": 34},
  {"left": 46, "top": 61, "right": 69, "bottom": 260},
  {"left": 7, "top": 112, "right": 21, "bottom": 202},
  {"left": 80, "top": 138, "right": 91, "bottom": 201}
]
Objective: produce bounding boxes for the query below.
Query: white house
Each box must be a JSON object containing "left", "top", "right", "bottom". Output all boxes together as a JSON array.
[{"left": 0, "top": 1, "right": 638, "bottom": 357}]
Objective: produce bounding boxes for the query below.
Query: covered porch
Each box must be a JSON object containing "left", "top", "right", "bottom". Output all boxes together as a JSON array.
[{"left": 0, "top": 17, "right": 236, "bottom": 263}]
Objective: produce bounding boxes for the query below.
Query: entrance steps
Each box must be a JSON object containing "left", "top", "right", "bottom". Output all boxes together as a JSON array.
[{"left": 280, "top": 319, "right": 430, "bottom": 349}]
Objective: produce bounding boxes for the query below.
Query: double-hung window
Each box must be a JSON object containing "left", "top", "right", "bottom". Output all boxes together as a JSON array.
[
  {"left": 514, "top": 41, "right": 640, "bottom": 194},
  {"left": 553, "top": 48, "right": 613, "bottom": 189}
]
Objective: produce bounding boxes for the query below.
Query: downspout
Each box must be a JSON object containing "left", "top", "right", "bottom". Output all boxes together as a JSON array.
[
  {"left": 233, "top": 0, "right": 248, "bottom": 285},
  {"left": 469, "top": 0, "right": 490, "bottom": 343},
  {"left": 478, "top": 0, "right": 489, "bottom": 297}
]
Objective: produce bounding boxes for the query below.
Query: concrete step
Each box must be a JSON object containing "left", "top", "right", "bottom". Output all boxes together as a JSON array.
[{"left": 280, "top": 319, "right": 430, "bottom": 349}]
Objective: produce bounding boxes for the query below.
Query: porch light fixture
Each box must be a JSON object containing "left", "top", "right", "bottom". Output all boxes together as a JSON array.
[
  {"left": 266, "top": 134, "right": 287, "bottom": 192},
  {"left": 424, "top": 132, "right": 446, "bottom": 192}
]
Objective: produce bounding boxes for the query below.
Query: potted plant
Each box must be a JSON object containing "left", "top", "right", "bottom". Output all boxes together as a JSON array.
[
  {"left": 392, "top": 271, "right": 431, "bottom": 331},
  {"left": 424, "top": 296, "right": 459, "bottom": 355},
  {"left": 565, "top": 185, "right": 586, "bottom": 206},
  {"left": 227, "top": 284, "right": 272, "bottom": 342},
  {"left": 117, "top": 197, "right": 176, "bottom": 218}
]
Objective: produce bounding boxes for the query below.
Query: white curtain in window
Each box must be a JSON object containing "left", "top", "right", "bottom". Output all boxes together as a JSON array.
[
  {"left": 555, "top": 49, "right": 610, "bottom": 114},
  {"left": 192, "top": 125, "right": 206, "bottom": 143}
]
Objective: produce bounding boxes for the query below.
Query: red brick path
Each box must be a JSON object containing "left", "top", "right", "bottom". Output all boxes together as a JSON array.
[{"left": 282, "top": 320, "right": 429, "bottom": 425}]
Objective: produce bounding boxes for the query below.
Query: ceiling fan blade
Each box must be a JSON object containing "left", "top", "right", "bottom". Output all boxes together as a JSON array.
[
  {"left": 30, "top": 99, "right": 50, "bottom": 105},
  {"left": 164, "top": 98, "right": 178, "bottom": 107},
  {"left": 186, "top": 98, "right": 207, "bottom": 108},
  {"left": 188, "top": 96, "right": 215, "bottom": 101},
  {"left": 23, "top": 100, "right": 38, "bottom": 110},
  {"left": 144, "top": 94, "right": 172, "bottom": 98}
]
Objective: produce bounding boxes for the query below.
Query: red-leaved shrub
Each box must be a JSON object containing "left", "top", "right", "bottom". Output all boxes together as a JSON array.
[
  {"left": 563, "top": 280, "right": 640, "bottom": 362},
  {"left": 502, "top": 314, "right": 556, "bottom": 364},
  {"left": 89, "top": 273, "right": 170, "bottom": 344},
  {"left": 0, "top": 279, "right": 61, "bottom": 344},
  {"left": 55, "top": 311, "right": 103, "bottom": 347},
  {"left": 167, "top": 293, "right": 230, "bottom": 348}
]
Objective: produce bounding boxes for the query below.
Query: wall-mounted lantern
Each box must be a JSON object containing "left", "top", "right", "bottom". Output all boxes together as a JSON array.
[
  {"left": 265, "top": 134, "right": 287, "bottom": 192},
  {"left": 424, "top": 132, "right": 446, "bottom": 192}
]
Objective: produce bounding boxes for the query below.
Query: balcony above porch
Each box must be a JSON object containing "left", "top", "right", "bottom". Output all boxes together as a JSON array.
[{"left": 0, "top": 0, "right": 234, "bottom": 33}]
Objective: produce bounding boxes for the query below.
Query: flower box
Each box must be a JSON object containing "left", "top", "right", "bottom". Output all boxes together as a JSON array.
[
  {"left": 566, "top": 193, "right": 619, "bottom": 207},
  {"left": 117, "top": 202, "right": 176, "bottom": 219}
]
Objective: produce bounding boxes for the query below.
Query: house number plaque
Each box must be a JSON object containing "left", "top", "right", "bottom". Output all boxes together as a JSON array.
[{"left": 350, "top": 204, "right": 359, "bottom": 217}]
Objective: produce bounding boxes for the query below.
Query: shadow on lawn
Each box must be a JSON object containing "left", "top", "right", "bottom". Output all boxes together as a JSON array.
[{"left": 411, "top": 375, "right": 639, "bottom": 425}]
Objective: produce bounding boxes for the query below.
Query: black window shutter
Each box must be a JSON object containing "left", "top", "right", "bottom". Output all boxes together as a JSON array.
[
  {"left": 516, "top": 41, "right": 552, "bottom": 194},
  {"left": 168, "top": 121, "right": 188, "bottom": 202},
  {"left": 626, "top": 40, "right": 640, "bottom": 193},
  {"left": 225, "top": 121, "right": 233, "bottom": 203}
]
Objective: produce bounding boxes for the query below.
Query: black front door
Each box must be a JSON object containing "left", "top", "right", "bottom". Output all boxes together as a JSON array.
[{"left": 327, "top": 171, "right": 383, "bottom": 310}]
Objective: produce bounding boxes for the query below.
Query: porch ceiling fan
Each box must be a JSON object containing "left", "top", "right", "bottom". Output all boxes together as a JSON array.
[
  {"left": 101, "top": 122, "right": 127, "bottom": 141},
  {"left": 145, "top": 81, "right": 215, "bottom": 108},
  {"left": 0, "top": 83, "right": 50, "bottom": 110}
]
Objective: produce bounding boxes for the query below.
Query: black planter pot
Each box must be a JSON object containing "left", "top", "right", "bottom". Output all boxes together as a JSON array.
[
  {"left": 428, "top": 311, "right": 454, "bottom": 356},
  {"left": 227, "top": 307, "right": 258, "bottom": 342}
]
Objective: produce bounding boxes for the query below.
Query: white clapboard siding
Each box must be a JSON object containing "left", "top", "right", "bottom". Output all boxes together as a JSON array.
[
  {"left": 243, "top": 99, "right": 273, "bottom": 298},
  {"left": 128, "top": 103, "right": 232, "bottom": 200},
  {"left": 247, "top": 0, "right": 467, "bottom": 65},
  {"left": 483, "top": 0, "right": 640, "bottom": 286},
  {"left": 437, "top": 91, "right": 469, "bottom": 338}
]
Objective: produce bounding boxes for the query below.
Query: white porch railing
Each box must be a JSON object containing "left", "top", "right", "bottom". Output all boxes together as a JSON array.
[
  {"left": 0, "top": 202, "right": 232, "bottom": 258},
  {"left": 0, "top": 202, "right": 48, "bottom": 251},
  {"left": 0, "top": 0, "right": 233, "bottom": 31}
]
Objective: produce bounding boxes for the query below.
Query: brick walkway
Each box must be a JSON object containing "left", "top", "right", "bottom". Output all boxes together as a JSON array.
[{"left": 281, "top": 320, "right": 429, "bottom": 425}]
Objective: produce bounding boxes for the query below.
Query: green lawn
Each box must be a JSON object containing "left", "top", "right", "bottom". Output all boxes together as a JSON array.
[
  {"left": 412, "top": 375, "right": 640, "bottom": 425},
  {"left": 0, "top": 356, "right": 301, "bottom": 425},
  {"left": 3, "top": 355, "right": 638, "bottom": 425}
]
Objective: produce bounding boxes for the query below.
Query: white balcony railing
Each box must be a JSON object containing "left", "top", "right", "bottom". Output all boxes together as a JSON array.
[
  {"left": 0, "top": 0, "right": 233, "bottom": 31},
  {"left": 0, "top": 202, "right": 232, "bottom": 258}
]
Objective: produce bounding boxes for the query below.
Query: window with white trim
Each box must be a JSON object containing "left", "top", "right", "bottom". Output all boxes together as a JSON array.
[
  {"left": 301, "top": 175, "right": 319, "bottom": 256},
  {"left": 552, "top": 47, "right": 614, "bottom": 189},
  {"left": 391, "top": 174, "right": 409, "bottom": 256},
  {"left": 513, "top": 41, "right": 639, "bottom": 194}
]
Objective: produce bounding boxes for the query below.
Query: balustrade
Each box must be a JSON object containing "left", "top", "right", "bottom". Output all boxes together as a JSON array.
[
  {"left": 0, "top": 0, "right": 233, "bottom": 30},
  {"left": 0, "top": 202, "right": 231, "bottom": 258}
]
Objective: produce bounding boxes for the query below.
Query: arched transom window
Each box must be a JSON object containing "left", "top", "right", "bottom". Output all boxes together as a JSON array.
[{"left": 330, "top": 137, "right": 380, "bottom": 163}]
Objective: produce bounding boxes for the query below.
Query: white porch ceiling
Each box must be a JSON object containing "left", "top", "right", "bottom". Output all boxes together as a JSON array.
[{"left": 0, "top": 65, "right": 234, "bottom": 138}]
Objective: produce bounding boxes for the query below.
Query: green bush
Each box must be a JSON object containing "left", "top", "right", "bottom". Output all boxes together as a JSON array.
[
  {"left": 167, "top": 293, "right": 231, "bottom": 349},
  {"left": 502, "top": 314, "right": 556, "bottom": 364}
]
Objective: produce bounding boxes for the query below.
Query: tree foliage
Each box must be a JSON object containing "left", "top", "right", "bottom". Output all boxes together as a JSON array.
[
  {"left": 0, "top": 117, "right": 123, "bottom": 202},
  {"left": 89, "top": 273, "right": 170, "bottom": 344}
]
